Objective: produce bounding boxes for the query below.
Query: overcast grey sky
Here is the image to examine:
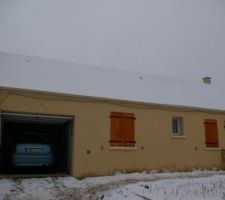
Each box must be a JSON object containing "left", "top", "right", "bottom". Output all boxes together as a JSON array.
[{"left": 0, "top": 0, "right": 225, "bottom": 84}]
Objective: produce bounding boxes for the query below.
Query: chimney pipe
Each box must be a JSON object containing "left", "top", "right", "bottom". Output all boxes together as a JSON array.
[{"left": 202, "top": 76, "right": 211, "bottom": 84}]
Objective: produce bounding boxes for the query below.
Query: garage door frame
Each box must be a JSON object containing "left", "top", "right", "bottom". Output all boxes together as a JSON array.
[{"left": 1, "top": 111, "right": 74, "bottom": 175}]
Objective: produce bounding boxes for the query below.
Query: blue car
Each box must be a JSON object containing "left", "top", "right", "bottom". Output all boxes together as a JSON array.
[{"left": 10, "top": 143, "right": 55, "bottom": 168}]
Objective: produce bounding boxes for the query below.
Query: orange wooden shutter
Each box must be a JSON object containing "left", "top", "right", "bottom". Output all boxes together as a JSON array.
[
  {"left": 204, "top": 119, "right": 219, "bottom": 148},
  {"left": 110, "top": 112, "right": 124, "bottom": 147},
  {"left": 121, "top": 113, "right": 135, "bottom": 147},
  {"left": 110, "top": 112, "right": 136, "bottom": 147}
]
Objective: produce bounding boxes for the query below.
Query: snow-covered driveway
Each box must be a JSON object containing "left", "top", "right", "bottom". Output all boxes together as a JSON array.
[{"left": 1, "top": 170, "right": 225, "bottom": 200}]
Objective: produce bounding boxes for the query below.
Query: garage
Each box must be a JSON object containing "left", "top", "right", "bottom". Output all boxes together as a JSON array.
[{"left": 0, "top": 112, "right": 73, "bottom": 175}]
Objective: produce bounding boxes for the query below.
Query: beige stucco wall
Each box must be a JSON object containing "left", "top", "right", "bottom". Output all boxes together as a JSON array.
[{"left": 1, "top": 89, "right": 225, "bottom": 178}]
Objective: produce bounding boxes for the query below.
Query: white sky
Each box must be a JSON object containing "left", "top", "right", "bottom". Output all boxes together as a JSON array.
[{"left": 0, "top": 0, "right": 225, "bottom": 84}]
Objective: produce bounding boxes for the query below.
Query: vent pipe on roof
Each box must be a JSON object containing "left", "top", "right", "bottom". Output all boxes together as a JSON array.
[{"left": 202, "top": 76, "right": 212, "bottom": 84}]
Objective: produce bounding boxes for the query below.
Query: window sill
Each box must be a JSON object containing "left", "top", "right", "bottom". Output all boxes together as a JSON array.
[
  {"left": 109, "top": 147, "right": 137, "bottom": 151},
  {"left": 172, "top": 136, "right": 187, "bottom": 139},
  {"left": 206, "top": 148, "right": 221, "bottom": 151}
]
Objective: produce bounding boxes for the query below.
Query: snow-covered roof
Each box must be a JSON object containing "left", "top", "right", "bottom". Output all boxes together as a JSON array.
[{"left": 1, "top": 51, "right": 225, "bottom": 112}]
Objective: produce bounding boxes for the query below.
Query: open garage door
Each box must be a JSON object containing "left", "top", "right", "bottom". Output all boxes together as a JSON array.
[
  {"left": 0, "top": 111, "right": 2, "bottom": 147},
  {"left": 0, "top": 112, "right": 73, "bottom": 175}
]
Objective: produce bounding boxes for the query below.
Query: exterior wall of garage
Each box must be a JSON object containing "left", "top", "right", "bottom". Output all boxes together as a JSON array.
[{"left": 1, "top": 89, "right": 225, "bottom": 178}]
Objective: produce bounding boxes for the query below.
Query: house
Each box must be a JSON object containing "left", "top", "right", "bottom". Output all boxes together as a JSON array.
[{"left": 0, "top": 51, "right": 225, "bottom": 178}]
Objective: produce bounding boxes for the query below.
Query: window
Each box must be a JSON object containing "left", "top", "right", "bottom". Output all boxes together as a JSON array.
[
  {"left": 204, "top": 119, "right": 219, "bottom": 148},
  {"left": 109, "top": 112, "right": 136, "bottom": 147},
  {"left": 172, "top": 117, "right": 183, "bottom": 136}
]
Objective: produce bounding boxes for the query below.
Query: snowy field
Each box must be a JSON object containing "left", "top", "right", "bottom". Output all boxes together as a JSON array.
[{"left": 1, "top": 170, "right": 225, "bottom": 200}]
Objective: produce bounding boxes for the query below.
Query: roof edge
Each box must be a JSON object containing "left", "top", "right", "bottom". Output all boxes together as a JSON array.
[{"left": 1, "top": 86, "right": 225, "bottom": 114}]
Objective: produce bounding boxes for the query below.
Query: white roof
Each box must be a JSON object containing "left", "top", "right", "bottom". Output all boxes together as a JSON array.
[{"left": 0, "top": 51, "right": 225, "bottom": 112}]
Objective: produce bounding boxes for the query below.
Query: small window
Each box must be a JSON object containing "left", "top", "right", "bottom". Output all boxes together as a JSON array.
[
  {"left": 172, "top": 117, "right": 183, "bottom": 136},
  {"left": 110, "top": 112, "right": 136, "bottom": 147},
  {"left": 204, "top": 119, "right": 219, "bottom": 148}
]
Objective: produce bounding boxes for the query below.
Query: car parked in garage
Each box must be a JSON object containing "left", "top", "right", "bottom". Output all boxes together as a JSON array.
[{"left": 9, "top": 143, "right": 55, "bottom": 168}]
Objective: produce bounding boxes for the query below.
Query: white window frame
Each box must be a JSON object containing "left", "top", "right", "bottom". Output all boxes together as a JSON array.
[{"left": 172, "top": 117, "right": 183, "bottom": 136}]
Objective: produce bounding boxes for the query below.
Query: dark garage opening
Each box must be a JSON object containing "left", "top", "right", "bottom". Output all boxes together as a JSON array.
[{"left": 0, "top": 112, "right": 73, "bottom": 175}]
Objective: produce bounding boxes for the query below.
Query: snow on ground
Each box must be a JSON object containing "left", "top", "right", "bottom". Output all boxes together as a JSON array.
[
  {"left": 0, "top": 170, "right": 225, "bottom": 200},
  {"left": 103, "top": 175, "right": 225, "bottom": 200}
]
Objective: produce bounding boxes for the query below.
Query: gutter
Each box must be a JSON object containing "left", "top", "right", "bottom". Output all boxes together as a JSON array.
[{"left": 1, "top": 86, "right": 225, "bottom": 114}]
